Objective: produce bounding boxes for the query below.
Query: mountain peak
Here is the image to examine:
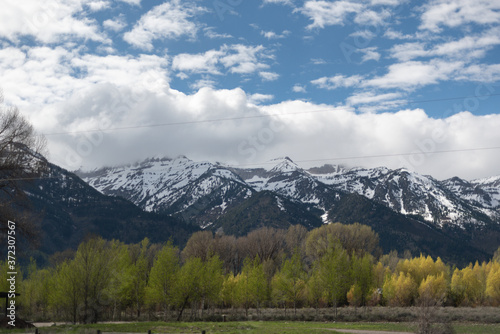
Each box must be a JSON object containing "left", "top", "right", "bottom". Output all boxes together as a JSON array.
[{"left": 269, "top": 156, "right": 300, "bottom": 173}]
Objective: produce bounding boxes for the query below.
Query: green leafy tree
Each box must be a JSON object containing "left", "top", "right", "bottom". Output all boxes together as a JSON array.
[
  {"left": 486, "top": 262, "right": 500, "bottom": 305},
  {"left": 198, "top": 255, "right": 224, "bottom": 315},
  {"left": 146, "top": 242, "right": 180, "bottom": 319},
  {"left": 383, "top": 272, "right": 418, "bottom": 306},
  {"left": 52, "top": 260, "right": 80, "bottom": 323},
  {"left": 418, "top": 273, "right": 447, "bottom": 307},
  {"left": 450, "top": 266, "right": 483, "bottom": 306},
  {"left": 236, "top": 256, "right": 269, "bottom": 316},
  {"left": 347, "top": 284, "right": 363, "bottom": 308},
  {"left": 125, "top": 238, "right": 151, "bottom": 318},
  {"left": 351, "top": 253, "right": 374, "bottom": 306},
  {"left": 271, "top": 250, "right": 306, "bottom": 314},
  {"left": 174, "top": 257, "right": 202, "bottom": 321},
  {"left": 314, "top": 244, "right": 351, "bottom": 317},
  {"left": 72, "top": 237, "right": 116, "bottom": 323},
  {"left": 306, "top": 268, "right": 324, "bottom": 311}
]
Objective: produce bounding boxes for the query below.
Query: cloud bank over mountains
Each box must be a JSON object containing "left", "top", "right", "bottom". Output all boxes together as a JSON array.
[{"left": 0, "top": 0, "right": 499, "bottom": 179}]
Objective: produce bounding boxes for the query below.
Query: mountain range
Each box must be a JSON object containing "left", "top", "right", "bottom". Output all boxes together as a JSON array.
[{"left": 76, "top": 156, "right": 500, "bottom": 265}]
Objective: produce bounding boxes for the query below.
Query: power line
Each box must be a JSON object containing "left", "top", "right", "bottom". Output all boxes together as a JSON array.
[
  {"left": 2, "top": 145, "right": 500, "bottom": 181},
  {"left": 41, "top": 92, "right": 500, "bottom": 137},
  {"left": 230, "top": 146, "right": 500, "bottom": 168}
]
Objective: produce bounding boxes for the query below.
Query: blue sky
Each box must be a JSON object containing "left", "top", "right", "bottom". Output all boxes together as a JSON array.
[{"left": 1, "top": 0, "right": 500, "bottom": 179}]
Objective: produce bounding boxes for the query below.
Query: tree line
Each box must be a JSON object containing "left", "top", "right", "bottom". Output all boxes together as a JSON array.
[{"left": 2, "top": 223, "right": 500, "bottom": 323}]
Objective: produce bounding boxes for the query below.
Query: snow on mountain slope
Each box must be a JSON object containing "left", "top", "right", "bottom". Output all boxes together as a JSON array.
[
  {"left": 443, "top": 176, "right": 500, "bottom": 209},
  {"left": 79, "top": 156, "right": 500, "bottom": 229},
  {"left": 311, "top": 165, "right": 499, "bottom": 227},
  {"left": 79, "top": 156, "right": 252, "bottom": 217},
  {"left": 231, "top": 157, "right": 341, "bottom": 210}
]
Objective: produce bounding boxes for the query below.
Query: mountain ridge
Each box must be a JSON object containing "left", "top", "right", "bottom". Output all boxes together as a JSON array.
[{"left": 75, "top": 155, "right": 500, "bottom": 264}]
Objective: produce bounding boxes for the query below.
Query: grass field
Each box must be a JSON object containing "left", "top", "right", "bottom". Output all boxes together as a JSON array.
[
  {"left": 2, "top": 307, "right": 500, "bottom": 334},
  {"left": 2, "top": 321, "right": 500, "bottom": 334}
]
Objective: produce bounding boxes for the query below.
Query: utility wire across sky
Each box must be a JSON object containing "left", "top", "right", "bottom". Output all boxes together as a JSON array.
[{"left": 41, "top": 92, "right": 500, "bottom": 137}]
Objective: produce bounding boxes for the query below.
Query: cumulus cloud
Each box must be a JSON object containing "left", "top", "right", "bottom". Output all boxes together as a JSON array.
[
  {"left": 123, "top": 0, "right": 207, "bottom": 50},
  {"left": 362, "top": 59, "right": 464, "bottom": 90},
  {"left": 103, "top": 15, "right": 127, "bottom": 32},
  {"left": 38, "top": 86, "right": 500, "bottom": 180},
  {"left": 420, "top": 0, "right": 500, "bottom": 32},
  {"left": 0, "top": 0, "right": 107, "bottom": 43},
  {"left": 292, "top": 84, "right": 307, "bottom": 93},
  {"left": 262, "top": 0, "right": 295, "bottom": 6},
  {"left": 311, "top": 74, "right": 364, "bottom": 90},
  {"left": 298, "top": 0, "right": 364, "bottom": 29},
  {"left": 171, "top": 44, "right": 273, "bottom": 77}
]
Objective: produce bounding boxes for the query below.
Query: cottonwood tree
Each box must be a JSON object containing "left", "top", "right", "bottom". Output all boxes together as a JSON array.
[
  {"left": 73, "top": 237, "right": 117, "bottom": 323},
  {"left": 0, "top": 92, "right": 46, "bottom": 243},
  {"left": 305, "top": 223, "right": 381, "bottom": 262},
  {"left": 314, "top": 244, "right": 351, "bottom": 317},
  {"left": 271, "top": 250, "right": 306, "bottom": 315},
  {"left": 146, "top": 242, "right": 180, "bottom": 319},
  {"left": 486, "top": 262, "right": 500, "bottom": 305}
]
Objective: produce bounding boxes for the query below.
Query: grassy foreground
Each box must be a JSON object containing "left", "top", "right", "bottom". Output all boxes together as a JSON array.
[{"left": 2, "top": 321, "right": 500, "bottom": 334}]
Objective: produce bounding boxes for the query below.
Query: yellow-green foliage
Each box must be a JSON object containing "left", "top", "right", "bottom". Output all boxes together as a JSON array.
[
  {"left": 383, "top": 272, "right": 418, "bottom": 306},
  {"left": 12, "top": 225, "right": 500, "bottom": 323}
]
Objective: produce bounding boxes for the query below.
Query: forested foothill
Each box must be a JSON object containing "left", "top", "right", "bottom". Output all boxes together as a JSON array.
[{"left": 3, "top": 223, "right": 500, "bottom": 324}]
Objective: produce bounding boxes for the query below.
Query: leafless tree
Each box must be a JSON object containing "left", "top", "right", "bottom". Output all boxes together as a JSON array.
[
  {"left": 243, "top": 227, "right": 286, "bottom": 263},
  {"left": 0, "top": 90, "right": 47, "bottom": 243}
]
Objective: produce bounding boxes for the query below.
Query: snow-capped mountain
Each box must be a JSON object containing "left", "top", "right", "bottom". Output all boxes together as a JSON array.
[
  {"left": 80, "top": 156, "right": 254, "bottom": 227},
  {"left": 78, "top": 156, "right": 500, "bottom": 230},
  {"left": 312, "top": 166, "right": 500, "bottom": 228},
  {"left": 229, "top": 157, "right": 342, "bottom": 214}
]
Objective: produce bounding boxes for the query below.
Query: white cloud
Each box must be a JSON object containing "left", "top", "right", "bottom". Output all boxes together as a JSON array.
[
  {"left": 359, "top": 47, "right": 381, "bottom": 62},
  {"left": 456, "top": 64, "right": 500, "bottom": 82},
  {"left": 311, "top": 74, "right": 364, "bottom": 90},
  {"left": 363, "top": 60, "right": 463, "bottom": 90},
  {"left": 292, "top": 84, "right": 307, "bottom": 93},
  {"left": 346, "top": 91, "right": 405, "bottom": 107},
  {"left": 0, "top": 46, "right": 169, "bottom": 113},
  {"left": 432, "top": 28, "right": 500, "bottom": 59},
  {"left": 350, "top": 29, "right": 377, "bottom": 40},
  {"left": 171, "top": 44, "right": 273, "bottom": 77},
  {"left": 204, "top": 27, "right": 232, "bottom": 39},
  {"left": 118, "top": 0, "right": 141, "bottom": 5},
  {"left": 261, "top": 30, "right": 291, "bottom": 39},
  {"left": 384, "top": 29, "right": 414, "bottom": 40},
  {"left": 420, "top": 0, "right": 500, "bottom": 32},
  {"left": 190, "top": 77, "right": 217, "bottom": 90},
  {"left": 248, "top": 93, "right": 274, "bottom": 104},
  {"left": 298, "top": 0, "right": 364, "bottom": 29},
  {"left": 370, "top": 0, "right": 406, "bottom": 5},
  {"left": 87, "top": 1, "right": 110, "bottom": 12},
  {"left": 354, "top": 8, "right": 391, "bottom": 26},
  {"left": 172, "top": 50, "right": 224, "bottom": 75},
  {"left": 390, "top": 42, "right": 428, "bottom": 61},
  {"left": 123, "top": 0, "right": 206, "bottom": 50},
  {"left": 0, "top": 0, "right": 107, "bottom": 44},
  {"left": 220, "top": 45, "right": 271, "bottom": 74},
  {"left": 43, "top": 89, "right": 500, "bottom": 180},
  {"left": 390, "top": 28, "right": 500, "bottom": 61},
  {"left": 259, "top": 71, "right": 280, "bottom": 81},
  {"left": 262, "top": 0, "right": 295, "bottom": 6},
  {"left": 103, "top": 15, "right": 127, "bottom": 32},
  {"left": 311, "top": 58, "right": 327, "bottom": 65}
]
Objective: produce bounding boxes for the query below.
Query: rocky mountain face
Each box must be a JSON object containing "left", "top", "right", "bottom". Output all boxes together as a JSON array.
[
  {"left": 79, "top": 156, "right": 500, "bottom": 228},
  {"left": 15, "top": 156, "right": 197, "bottom": 259},
  {"left": 76, "top": 156, "right": 500, "bottom": 264}
]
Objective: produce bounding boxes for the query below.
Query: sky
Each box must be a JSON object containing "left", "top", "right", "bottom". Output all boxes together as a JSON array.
[{"left": 1, "top": 0, "right": 500, "bottom": 180}]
